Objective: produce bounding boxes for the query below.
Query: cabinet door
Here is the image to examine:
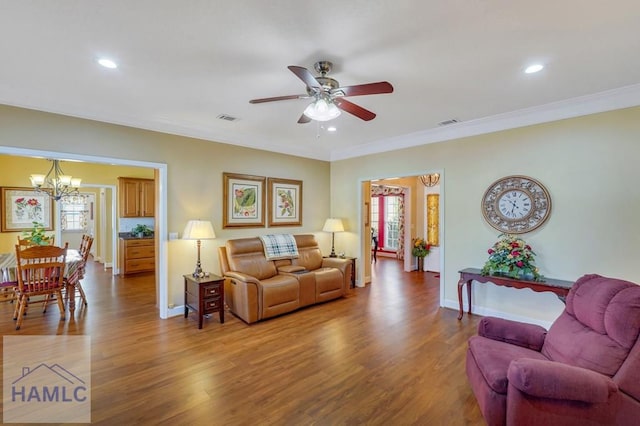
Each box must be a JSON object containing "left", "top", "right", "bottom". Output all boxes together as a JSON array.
[
  {"left": 119, "top": 179, "right": 140, "bottom": 217},
  {"left": 141, "top": 179, "right": 155, "bottom": 217}
]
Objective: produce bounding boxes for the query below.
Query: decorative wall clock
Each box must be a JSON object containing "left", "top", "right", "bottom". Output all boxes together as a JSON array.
[{"left": 481, "top": 175, "right": 551, "bottom": 234}]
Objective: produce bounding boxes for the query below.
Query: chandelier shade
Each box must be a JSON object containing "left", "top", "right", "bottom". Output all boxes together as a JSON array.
[
  {"left": 30, "top": 159, "right": 81, "bottom": 201},
  {"left": 419, "top": 173, "right": 440, "bottom": 187}
]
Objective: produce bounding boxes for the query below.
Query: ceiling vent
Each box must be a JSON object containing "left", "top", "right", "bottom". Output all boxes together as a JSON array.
[
  {"left": 437, "top": 118, "right": 460, "bottom": 126},
  {"left": 217, "top": 114, "right": 239, "bottom": 122}
]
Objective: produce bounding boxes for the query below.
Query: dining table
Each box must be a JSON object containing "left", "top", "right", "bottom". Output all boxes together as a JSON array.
[{"left": 0, "top": 248, "right": 85, "bottom": 314}]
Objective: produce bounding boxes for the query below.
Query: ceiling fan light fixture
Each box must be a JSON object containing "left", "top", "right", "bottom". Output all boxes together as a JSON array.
[{"left": 303, "top": 98, "right": 341, "bottom": 121}]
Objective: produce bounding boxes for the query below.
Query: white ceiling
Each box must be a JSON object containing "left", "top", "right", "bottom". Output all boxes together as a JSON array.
[{"left": 1, "top": 1, "right": 640, "bottom": 161}]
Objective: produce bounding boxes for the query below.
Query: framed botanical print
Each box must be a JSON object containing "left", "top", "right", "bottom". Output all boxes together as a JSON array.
[
  {"left": 268, "top": 177, "right": 302, "bottom": 227},
  {"left": 1, "top": 187, "right": 53, "bottom": 232},
  {"left": 222, "top": 173, "right": 266, "bottom": 228}
]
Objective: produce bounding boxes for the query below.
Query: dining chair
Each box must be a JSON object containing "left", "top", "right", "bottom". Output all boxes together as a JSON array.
[
  {"left": 13, "top": 243, "right": 68, "bottom": 330},
  {"left": 17, "top": 235, "right": 55, "bottom": 249},
  {"left": 72, "top": 234, "right": 94, "bottom": 307}
]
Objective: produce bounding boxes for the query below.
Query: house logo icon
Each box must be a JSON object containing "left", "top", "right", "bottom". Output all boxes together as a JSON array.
[
  {"left": 3, "top": 335, "right": 91, "bottom": 423},
  {"left": 12, "top": 363, "right": 88, "bottom": 403}
]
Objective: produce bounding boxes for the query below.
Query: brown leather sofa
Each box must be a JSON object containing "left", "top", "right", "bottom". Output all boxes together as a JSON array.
[{"left": 218, "top": 234, "right": 352, "bottom": 323}]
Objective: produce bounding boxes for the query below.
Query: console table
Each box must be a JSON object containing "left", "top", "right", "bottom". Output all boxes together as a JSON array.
[{"left": 457, "top": 268, "right": 574, "bottom": 320}]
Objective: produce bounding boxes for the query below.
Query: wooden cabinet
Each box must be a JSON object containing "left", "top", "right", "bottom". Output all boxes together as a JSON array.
[
  {"left": 118, "top": 177, "right": 155, "bottom": 217},
  {"left": 119, "top": 238, "right": 155, "bottom": 275}
]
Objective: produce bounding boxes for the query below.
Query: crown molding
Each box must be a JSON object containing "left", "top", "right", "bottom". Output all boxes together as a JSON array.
[{"left": 330, "top": 83, "right": 640, "bottom": 161}]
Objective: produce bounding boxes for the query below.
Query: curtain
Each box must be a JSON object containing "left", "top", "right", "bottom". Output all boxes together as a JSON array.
[{"left": 371, "top": 185, "right": 406, "bottom": 259}]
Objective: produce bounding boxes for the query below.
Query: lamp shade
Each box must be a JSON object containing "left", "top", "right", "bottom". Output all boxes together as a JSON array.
[
  {"left": 182, "top": 220, "right": 216, "bottom": 240},
  {"left": 322, "top": 218, "right": 344, "bottom": 233}
]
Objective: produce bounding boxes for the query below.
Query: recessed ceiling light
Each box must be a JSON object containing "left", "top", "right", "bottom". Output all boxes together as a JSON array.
[
  {"left": 97, "top": 58, "right": 118, "bottom": 69},
  {"left": 327, "top": 126, "right": 337, "bottom": 132},
  {"left": 524, "top": 64, "right": 544, "bottom": 74}
]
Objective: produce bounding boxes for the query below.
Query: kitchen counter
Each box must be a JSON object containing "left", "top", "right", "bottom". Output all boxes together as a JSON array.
[{"left": 118, "top": 232, "right": 154, "bottom": 240}]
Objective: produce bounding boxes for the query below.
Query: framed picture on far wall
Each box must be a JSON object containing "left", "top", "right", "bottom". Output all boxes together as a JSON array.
[
  {"left": 1, "top": 187, "right": 53, "bottom": 232},
  {"left": 268, "top": 177, "right": 302, "bottom": 227},
  {"left": 222, "top": 173, "right": 266, "bottom": 228}
]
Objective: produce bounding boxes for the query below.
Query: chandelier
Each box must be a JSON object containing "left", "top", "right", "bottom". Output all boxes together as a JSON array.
[
  {"left": 419, "top": 173, "right": 440, "bottom": 187},
  {"left": 30, "top": 159, "right": 81, "bottom": 201}
]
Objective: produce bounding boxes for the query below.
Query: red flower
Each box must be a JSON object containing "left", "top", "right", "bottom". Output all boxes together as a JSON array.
[
  {"left": 488, "top": 249, "right": 494, "bottom": 254},
  {"left": 525, "top": 245, "right": 531, "bottom": 250},
  {"left": 511, "top": 242, "right": 520, "bottom": 248},
  {"left": 235, "top": 189, "right": 244, "bottom": 197},
  {"left": 27, "top": 198, "right": 39, "bottom": 206},
  {"left": 512, "top": 251, "right": 520, "bottom": 257},
  {"left": 15, "top": 197, "right": 24, "bottom": 203},
  {"left": 516, "top": 261, "right": 524, "bottom": 267}
]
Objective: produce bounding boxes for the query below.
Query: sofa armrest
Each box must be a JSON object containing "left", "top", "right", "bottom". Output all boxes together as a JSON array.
[
  {"left": 322, "top": 257, "right": 350, "bottom": 273},
  {"left": 278, "top": 265, "right": 306, "bottom": 273},
  {"left": 478, "top": 317, "right": 547, "bottom": 351},
  {"left": 507, "top": 358, "right": 618, "bottom": 403},
  {"left": 224, "top": 271, "right": 261, "bottom": 285}
]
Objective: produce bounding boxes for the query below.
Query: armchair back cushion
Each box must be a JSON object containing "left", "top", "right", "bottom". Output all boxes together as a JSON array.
[{"left": 542, "top": 274, "right": 640, "bottom": 377}]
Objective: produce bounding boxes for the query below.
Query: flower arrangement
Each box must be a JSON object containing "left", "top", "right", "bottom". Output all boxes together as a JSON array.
[
  {"left": 21, "top": 222, "right": 52, "bottom": 246},
  {"left": 411, "top": 237, "right": 430, "bottom": 258},
  {"left": 481, "top": 233, "right": 544, "bottom": 281}
]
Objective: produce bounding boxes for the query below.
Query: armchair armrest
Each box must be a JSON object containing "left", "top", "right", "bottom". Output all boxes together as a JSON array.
[
  {"left": 478, "top": 317, "right": 547, "bottom": 351},
  {"left": 507, "top": 358, "right": 618, "bottom": 403}
]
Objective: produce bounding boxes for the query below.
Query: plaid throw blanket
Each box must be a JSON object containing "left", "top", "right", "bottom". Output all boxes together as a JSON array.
[{"left": 259, "top": 234, "right": 299, "bottom": 260}]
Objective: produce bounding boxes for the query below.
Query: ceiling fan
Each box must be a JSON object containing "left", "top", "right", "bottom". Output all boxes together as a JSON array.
[{"left": 249, "top": 61, "right": 393, "bottom": 123}]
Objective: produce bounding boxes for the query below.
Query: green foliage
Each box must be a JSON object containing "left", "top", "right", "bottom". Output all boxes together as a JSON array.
[
  {"left": 131, "top": 224, "right": 153, "bottom": 236},
  {"left": 481, "top": 233, "right": 544, "bottom": 281},
  {"left": 411, "top": 237, "right": 430, "bottom": 258},
  {"left": 22, "top": 222, "right": 52, "bottom": 245}
]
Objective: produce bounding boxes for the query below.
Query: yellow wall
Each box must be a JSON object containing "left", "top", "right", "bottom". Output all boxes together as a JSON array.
[
  {"left": 0, "top": 155, "right": 152, "bottom": 263},
  {"left": 3, "top": 103, "right": 639, "bottom": 325},
  {"left": 332, "top": 106, "right": 640, "bottom": 326},
  {"left": 0, "top": 104, "right": 331, "bottom": 308}
]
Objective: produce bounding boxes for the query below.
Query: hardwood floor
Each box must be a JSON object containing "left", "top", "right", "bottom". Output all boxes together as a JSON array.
[{"left": 0, "top": 257, "right": 484, "bottom": 425}]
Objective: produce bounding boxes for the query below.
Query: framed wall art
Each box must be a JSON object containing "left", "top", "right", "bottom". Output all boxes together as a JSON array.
[
  {"left": 1, "top": 187, "right": 53, "bottom": 232},
  {"left": 222, "top": 173, "right": 266, "bottom": 228},
  {"left": 267, "top": 177, "right": 302, "bottom": 227}
]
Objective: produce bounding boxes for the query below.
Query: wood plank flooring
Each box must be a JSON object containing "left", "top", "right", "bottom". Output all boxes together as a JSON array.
[{"left": 0, "top": 257, "right": 484, "bottom": 425}]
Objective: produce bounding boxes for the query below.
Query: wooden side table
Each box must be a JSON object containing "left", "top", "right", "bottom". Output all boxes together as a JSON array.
[{"left": 184, "top": 274, "right": 224, "bottom": 329}]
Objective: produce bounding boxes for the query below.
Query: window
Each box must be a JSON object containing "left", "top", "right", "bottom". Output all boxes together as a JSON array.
[
  {"left": 60, "top": 195, "right": 89, "bottom": 231},
  {"left": 371, "top": 194, "right": 401, "bottom": 252}
]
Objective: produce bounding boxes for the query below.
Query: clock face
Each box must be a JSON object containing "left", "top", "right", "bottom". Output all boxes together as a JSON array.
[{"left": 482, "top": 176, "right": 551, "bottom": 234}]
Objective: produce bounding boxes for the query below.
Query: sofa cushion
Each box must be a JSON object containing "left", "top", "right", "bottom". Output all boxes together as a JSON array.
[
  {"left": 260, "top": 275, "right": 300, "bottom": 319},
  {"left": 292, "top": 234, "right": 324, "bottom": 271},
  {"left": 226, "top": 237, "right": 277, "bottom": 280},
  {"left": 468, "top": 335, "right": 547, "bottom": 394}
]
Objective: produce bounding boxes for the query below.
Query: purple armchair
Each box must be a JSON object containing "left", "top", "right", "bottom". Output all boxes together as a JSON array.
[{"left": 466, "top": 274, "right": 640, "bottom": 426}]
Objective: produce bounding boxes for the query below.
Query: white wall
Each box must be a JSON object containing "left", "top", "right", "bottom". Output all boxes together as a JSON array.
[{"left": 331, "top": 106, "right": 640, "bottom": 327}]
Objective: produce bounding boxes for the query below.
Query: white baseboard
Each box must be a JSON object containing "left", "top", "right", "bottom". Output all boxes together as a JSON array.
[
  {"left": 441, "top": 299, "right": 553, "bottom": 329},
  {"left": 167, "top": 305, "right": 184, "bottom": 317}
]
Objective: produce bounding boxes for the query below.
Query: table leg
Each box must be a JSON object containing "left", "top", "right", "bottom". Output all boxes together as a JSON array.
[
  {"left": 68, "top": 282, "right": 76, "bottom": 315},
  {"left": 457, "top": 278, "right": 465, "bottom": 320},
  {"left": 457, "top": 278, "right": 473, "bottom": 320}
]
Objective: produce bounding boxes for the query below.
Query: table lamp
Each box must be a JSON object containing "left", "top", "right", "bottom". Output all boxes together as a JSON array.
[
  {"left": 322, "top": 218, "right": 344, "bottom": 258},
  {"left": 182, "top": 220, "right": 216, "bottom": 277}
]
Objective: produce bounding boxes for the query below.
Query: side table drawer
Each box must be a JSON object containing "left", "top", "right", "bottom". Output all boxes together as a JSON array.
[
  {"left": 203, "top": 284, "right": 222, "bottom": 297},
  {"left": 204, "top": 297, "right": 222, "bottom": 313}
]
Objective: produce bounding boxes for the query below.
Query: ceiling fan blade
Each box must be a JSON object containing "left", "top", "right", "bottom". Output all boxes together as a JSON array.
[
  {"left": 334, "top": 98, "right": 376, "bottom": 121},
  {"left": 249, "top": 94, "right": 308, "bottom": 104},
  {"left": 297, "top": 114, "right": 311, "bottom": 124},
  {"left": 288, "top": 65, "right": 321, "bottom": 90},
  {"left": 333, "top": 81, "right": 394, "bottom": 97}
]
